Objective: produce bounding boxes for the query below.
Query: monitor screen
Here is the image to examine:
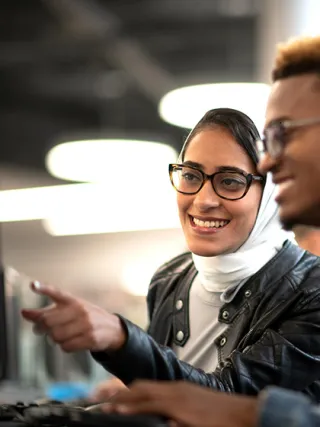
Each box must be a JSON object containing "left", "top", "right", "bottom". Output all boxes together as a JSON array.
[
  {"left": 0, "top": 266, "right": 46, "bottom": 401},
  {"left": 0, "top": 267, "right": 8, "bottom": 380},
  {"left": 0, "top": 266, "right": 42, "bottom": 383}
]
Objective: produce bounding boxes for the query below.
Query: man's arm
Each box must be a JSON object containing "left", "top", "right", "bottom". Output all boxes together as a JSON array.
[{"left": 106, "top": 381, "right": 320, "bottom": 427}]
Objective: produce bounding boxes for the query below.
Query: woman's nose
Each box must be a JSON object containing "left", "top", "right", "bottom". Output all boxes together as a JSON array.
[{"left": 193, "top": 180, "right": 220, "bottom": 211}]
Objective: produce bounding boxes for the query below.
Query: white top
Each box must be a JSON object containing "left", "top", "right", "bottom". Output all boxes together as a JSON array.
[{"left": 172, "top": 274, "right": 228, "bottom": 372}]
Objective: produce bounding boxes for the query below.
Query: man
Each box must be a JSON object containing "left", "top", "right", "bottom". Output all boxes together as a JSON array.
[
  {"left": 100, "top": 34, "right": 320, "bottom": 426},
  {"left": 294, "top": 225, "right": 320, "bottom": 255}
]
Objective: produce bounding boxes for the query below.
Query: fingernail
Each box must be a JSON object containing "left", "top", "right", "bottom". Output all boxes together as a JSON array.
[{"left": 32, "top": 281, "right": 41, "bottom": 291}]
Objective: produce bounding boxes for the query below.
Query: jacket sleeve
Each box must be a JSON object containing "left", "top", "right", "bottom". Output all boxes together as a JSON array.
[
  {"left": 258, "top": 387, "right": 320, "bottom": 427},
  {"left": 91, "top": 289, "right": 320, "bottom": 395}
]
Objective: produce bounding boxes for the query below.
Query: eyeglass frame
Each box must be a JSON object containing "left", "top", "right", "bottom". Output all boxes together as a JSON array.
[
  {"left": 257, "top": 117, "right": 320, "bottom": 158},
  {"left": 169, "top": 163, "right": 265, "bottom": 201}
]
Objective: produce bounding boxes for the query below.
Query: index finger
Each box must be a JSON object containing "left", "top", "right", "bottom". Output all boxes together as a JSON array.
[{"left": 31, "top": 282, "right": 74, "bottom": 305}]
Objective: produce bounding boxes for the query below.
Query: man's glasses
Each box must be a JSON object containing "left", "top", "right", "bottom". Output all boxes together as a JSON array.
[
  {"left": 257, "top": 117, "right": 320, "bottom": 158},
  {"left": 169, "top": 164, "right": 264, "bottom": 201}
]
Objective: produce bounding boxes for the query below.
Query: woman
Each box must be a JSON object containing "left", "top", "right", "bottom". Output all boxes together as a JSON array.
[{"left": 22, "top": 108, "right": 320, "bottom": 399}]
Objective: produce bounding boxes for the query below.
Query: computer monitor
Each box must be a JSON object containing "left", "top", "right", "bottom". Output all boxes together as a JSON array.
[
  {"left": 0, "top": 266, "right": 21, "bottom": 381},
  {"left": 0, "top": 266, "right": 9, "bottom": 380},
  {"left": 0, "top": 266, "right": 45, "bottom": 402},
  {"left": 0, "top": 266, "right": 99, "bottom": 403}
]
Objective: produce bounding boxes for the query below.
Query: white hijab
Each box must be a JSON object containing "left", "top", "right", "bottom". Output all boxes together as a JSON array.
[{"left": 192, "top": 174, "right": 291, "bottom": 295}]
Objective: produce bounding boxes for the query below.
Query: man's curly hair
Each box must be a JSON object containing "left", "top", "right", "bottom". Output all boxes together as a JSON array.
[{"left": 272, "top": 36, "right": 320, "bottom": 81}]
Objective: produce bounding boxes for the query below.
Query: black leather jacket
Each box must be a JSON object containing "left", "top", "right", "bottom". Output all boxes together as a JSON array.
[{"left": 93, "top": 241, "right": 320, "bottom": 400}]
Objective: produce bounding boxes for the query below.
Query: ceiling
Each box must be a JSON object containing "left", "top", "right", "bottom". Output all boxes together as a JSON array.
[
  {"left": 0, "top": 0, "right": 261, "bottom": 322},
  {"left": 0, "top": 0, "right": 260, "bottom": 176}
]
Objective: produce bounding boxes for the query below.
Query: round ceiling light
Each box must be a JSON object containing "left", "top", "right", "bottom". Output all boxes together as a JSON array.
[
  {"left": 45, "top": 139, "right": 178, "bottom": 183},
  {"left": 158, "top": 83, "right": 271, "bottom": 132}
]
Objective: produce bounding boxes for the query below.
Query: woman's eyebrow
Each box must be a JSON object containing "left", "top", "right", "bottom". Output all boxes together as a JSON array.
[
  {"left": 182, "top": 160, "right": 204, "bottom": 168},
  {"left": 182, "top": 161, "right": 247, "bottom": 174},
  {"left": 218, "top": 166, "right": 247, "bottom": 174}
]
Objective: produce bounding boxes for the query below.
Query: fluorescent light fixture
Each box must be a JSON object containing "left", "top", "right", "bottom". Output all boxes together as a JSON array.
[
  {"left": 0, "top": 182, "right": 181, "bottom": 235},
  {"left": 0, "top": 138, "right": 181, "bottom": 234},
  {"left": 46, "top": 139, "right": 178, "bottom": 183},
  {"left": 43, "top": 185, "right": 180, "bottom": 236},
  {"left": 0, "top": 184, "right": 92, "bottom": 222},
  {"left": 43, "top": 213, "right": 179, "bottom": 236},
  {"left": 158, "top": 83, "right": 271, "bottom": 132}
]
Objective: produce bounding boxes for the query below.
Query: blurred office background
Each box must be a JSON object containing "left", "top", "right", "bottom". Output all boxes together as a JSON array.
[{"left": 0, "top": 0, "right": 318, "bottom": 398}]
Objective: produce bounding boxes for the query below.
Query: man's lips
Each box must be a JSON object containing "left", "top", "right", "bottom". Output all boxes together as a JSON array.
[
  {"left": 274, "top": 178, "right": 295, "bottom": 202},
  {"left": 272, "top": 175, "right": 294, "bottom": 186}
]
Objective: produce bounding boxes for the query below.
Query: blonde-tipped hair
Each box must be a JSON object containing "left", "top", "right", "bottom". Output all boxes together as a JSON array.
[{"left": 272, "top": 35, "right": 320, "bottom": 81}]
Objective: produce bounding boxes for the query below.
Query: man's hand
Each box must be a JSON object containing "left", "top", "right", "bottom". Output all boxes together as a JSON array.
[
  {"left": 91, "top": 377, "right": 128, "bottom": 402},
  {"left": 108, "top": 381, "right": 259, "bottom": 427},
  {"left": 21, "top": 282, "right": 127, "bottom": 353}
]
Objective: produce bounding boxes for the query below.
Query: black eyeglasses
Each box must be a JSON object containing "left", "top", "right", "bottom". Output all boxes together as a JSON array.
[
  {"left": 257, "top": 117, "right": 320, "bottom": 158},
  {"left": 169, "top": 164, "right": 264, "bottom": 201}
]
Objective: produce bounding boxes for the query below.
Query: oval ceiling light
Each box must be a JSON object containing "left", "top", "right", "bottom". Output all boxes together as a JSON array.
[
  {"left": 0, "top": 183, "right": 92, "bottom": 222},
  {"left": 46, "top": 139, "right": 178, "bottom": 183},
  {"left": 158, "top": 83, "right": 271, "bottom": 132},
  {"left": 42, "top": 185, "right": 180, "bottom": 236}
]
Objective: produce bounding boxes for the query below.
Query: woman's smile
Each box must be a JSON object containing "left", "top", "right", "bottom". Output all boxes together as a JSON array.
[{"left": 189, "top": 215, "right": 230, "bottom": 234}]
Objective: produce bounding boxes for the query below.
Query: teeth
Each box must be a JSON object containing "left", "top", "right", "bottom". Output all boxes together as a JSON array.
[{"left": 193, "top": 218, "right": 228, "bottom": 228}]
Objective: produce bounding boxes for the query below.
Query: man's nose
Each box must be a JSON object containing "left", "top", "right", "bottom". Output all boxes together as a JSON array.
[{"left": 258, "top": 152, "right": 277, "bottom": 175}]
